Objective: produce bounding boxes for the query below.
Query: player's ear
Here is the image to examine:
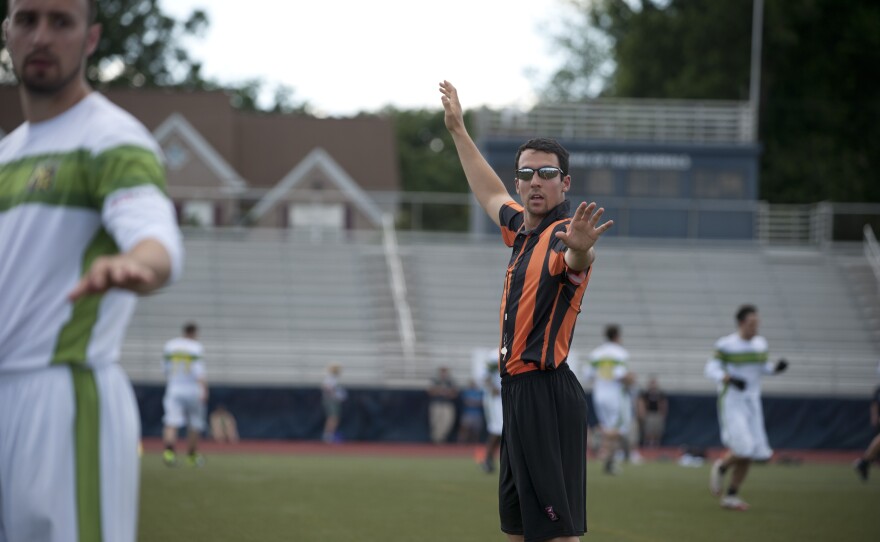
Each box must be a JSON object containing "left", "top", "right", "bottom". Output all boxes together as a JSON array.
[
  {"left": 85, "top": 22, "right": 101, "bottom": 57},
  {"left": 562, "top": 174, "right": 571, "bottom": 192}
]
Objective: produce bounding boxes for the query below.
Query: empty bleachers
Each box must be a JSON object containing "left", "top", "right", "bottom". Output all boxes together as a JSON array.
[{"left": 120, "top": 229, "right": 880, "bottom": 397}]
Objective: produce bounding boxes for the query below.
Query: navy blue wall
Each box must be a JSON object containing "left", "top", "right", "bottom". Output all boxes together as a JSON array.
[
  {"left": 472, "top": 139, "right": 762, "bottom": 240},
  {"left": 136, "top": 385, "right": 875, "bottom": 450}
]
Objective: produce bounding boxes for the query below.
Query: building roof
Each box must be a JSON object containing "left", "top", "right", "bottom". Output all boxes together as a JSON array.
[{"left": 0, "top": 85, "right": 400, "bottom": 193}]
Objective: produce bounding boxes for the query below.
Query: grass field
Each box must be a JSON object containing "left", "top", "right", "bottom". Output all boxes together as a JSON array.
[{"left": 139, "top": 452, "right": 879, "bottom": 542}]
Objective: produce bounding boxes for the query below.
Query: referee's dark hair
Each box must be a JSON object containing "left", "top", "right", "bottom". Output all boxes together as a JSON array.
[
  {"left": 605, "top": 324, "right": 620, "bottom": 342},
  {"left": 183, "top": 322, "right": 198, "bottom": 336},
  {"left": 514, "top": 138, "right": 570, "bottom": 177},
  {"left": 736, "top": 305, "right": 757, "bottom": 323}
]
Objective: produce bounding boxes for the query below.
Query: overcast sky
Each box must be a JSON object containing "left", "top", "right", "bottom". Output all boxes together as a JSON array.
[{"left": 161, "top": 0, "right": 572, "bottom": 117}]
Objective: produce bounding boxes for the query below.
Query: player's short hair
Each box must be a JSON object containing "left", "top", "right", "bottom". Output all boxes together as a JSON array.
[
  {"left": 515, "top": 138, "right": 570, "bottom": 177},
  {"left": 605, "top": 324, "right": 620, "bottom": 342},
  {"left": 735, "top": 305, "right": 757, "bottom": 323},
  {"left": 183, "top": 322, "right": 198, "bottom": 335}
]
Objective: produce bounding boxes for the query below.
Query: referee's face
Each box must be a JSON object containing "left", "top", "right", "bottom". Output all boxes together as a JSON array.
[{"left": 515, "top": 149, "right": 570, "bottom": 225}]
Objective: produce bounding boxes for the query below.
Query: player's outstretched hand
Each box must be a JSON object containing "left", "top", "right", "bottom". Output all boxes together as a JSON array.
[
  {"left": 775, "top": 358, "right": 789, "bottom": 373},
  {"left": 68, "top": 254, "right": 158, "bottom": 300},
  {"left": 728, "top": 376, "right": 747, "bottom": 391},
  {"left": 555, "top": 201, "right": 614, "bottom": 253}
]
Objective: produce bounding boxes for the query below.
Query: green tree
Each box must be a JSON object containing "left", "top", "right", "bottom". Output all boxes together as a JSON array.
[
  {"left": 759, "top": 0, "right": 880, "bottom": 203},
  {"left": 1, "top": 0, "right": 209, "bottom": 88},
  {"left": 1, "top": 0, "right": 308, "bottom": 113},
  {"left": 544, "top": 0, "right": 880, "bottom": 203},
  {"left": 537, "top": 1, "right": 610, "bottom": 102},
  {"left": 384, "top": 107, "right": 472, "bottom": 230},
  {"left": 590, "top": 0, "right": 753, "bottom": 100}
]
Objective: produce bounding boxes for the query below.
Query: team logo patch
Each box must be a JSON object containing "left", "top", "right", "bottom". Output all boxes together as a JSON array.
[
  {"left": 27, "top": 160, "right": 60, "bottom": 192},
  {"left": 544, "top": 505, "right": 559, "bottom": 521}
]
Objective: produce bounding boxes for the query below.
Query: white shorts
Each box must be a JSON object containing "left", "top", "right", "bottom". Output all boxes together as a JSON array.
[
  {"left": 0, "top": 364, "right": 140, "bottom": 542},
  {"left": 483, "top": 393, "right": 503, "bottom": 436},
  {"left": 162, "top": 389, "right": 206, "bottom": 431},
  {"left": 593, "top": 393, "right": 631, "bottom": 434},
  {"left": 718, "top": 390, "right": 772, "bottom": 460}
]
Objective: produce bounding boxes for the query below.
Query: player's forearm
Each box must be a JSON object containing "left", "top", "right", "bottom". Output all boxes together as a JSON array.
[
  {"left": 704, "top": 359, "right": 726, "bottom": 383},
  {"left": 126, "top": 239, "right": 172, "bottom": 294}
]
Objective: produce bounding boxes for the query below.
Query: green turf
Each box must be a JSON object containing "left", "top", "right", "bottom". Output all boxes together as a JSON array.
[{"left": 139, "top": 454, "right": 879, "bottom": 542}]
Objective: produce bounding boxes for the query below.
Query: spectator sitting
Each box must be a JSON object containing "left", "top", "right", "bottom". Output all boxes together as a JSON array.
[{"left": 210, "top": 404, "right": 239, "bottom": 444}]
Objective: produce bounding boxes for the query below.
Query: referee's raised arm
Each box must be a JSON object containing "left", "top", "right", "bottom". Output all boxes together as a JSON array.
[{"left": 439, "top": 80, "right": 510, "bottom": 228}]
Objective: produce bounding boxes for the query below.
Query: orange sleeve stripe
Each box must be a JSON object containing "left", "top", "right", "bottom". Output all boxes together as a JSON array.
[{"left": 500, "top": 201, "right": 523, "bottom": 247}]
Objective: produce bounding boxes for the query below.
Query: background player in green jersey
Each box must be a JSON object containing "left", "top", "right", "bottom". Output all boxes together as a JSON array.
[{"left": 705, "top": 305, "right": 788, "bottom": 511}]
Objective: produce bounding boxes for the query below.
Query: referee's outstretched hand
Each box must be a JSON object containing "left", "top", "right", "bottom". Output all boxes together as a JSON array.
[
  {"left": 775, "top": 358, "right": 789, "bottom": 373},
  {"left": 555, "top": 201, "right": 614, "bottom": 253}
]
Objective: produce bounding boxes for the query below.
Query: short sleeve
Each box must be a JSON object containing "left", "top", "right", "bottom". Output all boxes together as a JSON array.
[{"left": 499, "top": 201, "right": 524, "bottom": 247}]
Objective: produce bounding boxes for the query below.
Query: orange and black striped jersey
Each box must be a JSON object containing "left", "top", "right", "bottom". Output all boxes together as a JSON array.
[{"left": 497, "top": 199, "right": 591, "bottom": 379}]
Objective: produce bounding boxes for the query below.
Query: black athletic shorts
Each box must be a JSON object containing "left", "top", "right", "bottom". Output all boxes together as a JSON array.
[{"left": 498, "top": 363, "right": 587, "bottom": 542}]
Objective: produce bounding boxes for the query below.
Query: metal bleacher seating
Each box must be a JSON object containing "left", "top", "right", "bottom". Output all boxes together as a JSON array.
[{"left": 121, "top": 229, "right": 880, "bottom": 398}]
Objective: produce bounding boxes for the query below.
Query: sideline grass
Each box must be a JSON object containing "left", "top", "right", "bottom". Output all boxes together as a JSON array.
[{"left": 139, "top": 453, "right": 879, "bottom": 542}]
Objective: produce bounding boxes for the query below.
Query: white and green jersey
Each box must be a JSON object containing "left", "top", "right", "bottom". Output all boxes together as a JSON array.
[
  {"left": 471, "top": 347, "right": 501, "bottom": 396},
  {"left": 162, "top": 337, "right": 205, "bottom": 395},
  {"left": 585, "top": 342, "right": 630, "bottom": 402},
  {"left": 704, "top": 332, "right": 774, "bottom": 395},
  {"left": 0, "top": 93, "right": 183, "bottom": 373}
]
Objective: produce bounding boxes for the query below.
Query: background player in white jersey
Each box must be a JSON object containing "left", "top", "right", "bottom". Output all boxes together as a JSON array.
[
  {"left": 583, "top": 325, "right": 635, "bottom": 474},
  {"left": 472, "top": 347, "right": 503, "bottom": 473},
  {"left": 853, "top": 361, "right": 880, "bottom": 481},
  {"left": 0, "top": 0, "right": 183, "bottom": 540},
  {"left": 162, "top": 322, "right": 208, "bottom": 466},
  {"left": 705, "top": 305, "right": 788, "bottom": 511}
]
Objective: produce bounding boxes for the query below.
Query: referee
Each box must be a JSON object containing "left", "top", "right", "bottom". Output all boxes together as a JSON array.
[{"left": 440, "top": 80, "right": 613, "bottom": 542}]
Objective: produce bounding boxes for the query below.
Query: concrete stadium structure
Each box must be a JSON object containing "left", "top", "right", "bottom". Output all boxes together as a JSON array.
[{"left": 122, "top": 229, "right": 880, "bottom": 398}]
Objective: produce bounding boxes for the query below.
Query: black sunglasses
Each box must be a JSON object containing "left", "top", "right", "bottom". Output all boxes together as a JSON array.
[{"left": 515, "top": 166, "right": 564, "bottom": 181}]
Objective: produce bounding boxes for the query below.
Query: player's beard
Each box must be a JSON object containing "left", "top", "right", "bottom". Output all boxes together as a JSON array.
[
  {"left": 20, "top": 61, "right": 83, "bottom": 96},
  {"left": 15, "top": 46, "right": 87, "bottom": 96}
]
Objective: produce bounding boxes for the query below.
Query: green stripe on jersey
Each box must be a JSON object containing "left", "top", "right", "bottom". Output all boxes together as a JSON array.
[
  {"left": 52, "top": 229, "right": 119, "bottom": 364},
  {"left": 716, "top": 350, "right": 768, "bottom": 364},
  {"left": 72, "top": 366, "right": 102, "bottom": 542},
  {"left": 591, "top": 358, "right": 623, "bottom": 367},
  {"left": 164, "top": 353, "right": 202, "bottom": 363},
  {"left": 0, "top": 145, "right": 165, "bottom": 213}
]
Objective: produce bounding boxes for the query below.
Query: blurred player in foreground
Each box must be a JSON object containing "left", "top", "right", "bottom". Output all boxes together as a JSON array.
[
  {"left": 441, "top": 79, "right": 613, "bottom": 542},
  {"left": 705, "top": 305, "right": 788, "bottom": 511},
  {"left": 162, "top": 322, "right": 208, "bottom": 466},
  {"left": 0, "top": 0, "right": 183, "bottom": 539}
]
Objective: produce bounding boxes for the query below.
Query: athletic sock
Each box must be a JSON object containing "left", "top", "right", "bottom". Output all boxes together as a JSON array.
[{"left": 726, "top": 487, "right": 738, "bottom": 497}]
